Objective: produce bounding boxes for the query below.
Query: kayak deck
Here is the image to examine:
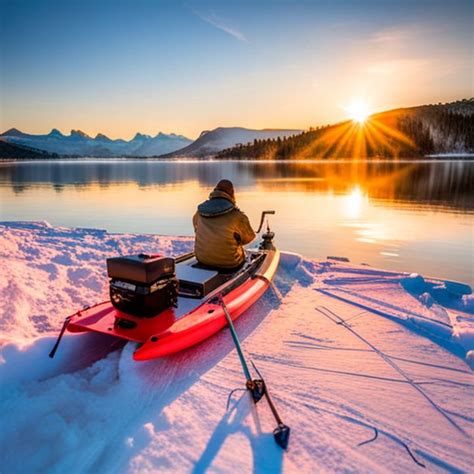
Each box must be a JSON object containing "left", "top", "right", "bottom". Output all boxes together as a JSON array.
[{"left": 67, "top": 249, "right": 280, "bottom": 360}]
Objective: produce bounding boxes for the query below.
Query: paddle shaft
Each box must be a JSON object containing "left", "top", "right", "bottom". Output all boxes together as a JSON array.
[
  {"left": 218, "top": 296, "right": 252, "bottom": 381},
  {"left": 219, "top": 295, "right": 291, "bottom": 449}
]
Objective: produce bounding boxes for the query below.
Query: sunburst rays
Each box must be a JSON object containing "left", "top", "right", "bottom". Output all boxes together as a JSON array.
[{"left": 300, "top": 112, "right": 417, "bottom": 160}]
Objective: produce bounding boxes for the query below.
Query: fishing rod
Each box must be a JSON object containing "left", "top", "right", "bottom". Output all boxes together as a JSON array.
[
  {"left": 255, "top": 210, "right": 275, "bottom": 234},
  {"left": 215, "top": 293, "right": 290, "bottom": 449}
]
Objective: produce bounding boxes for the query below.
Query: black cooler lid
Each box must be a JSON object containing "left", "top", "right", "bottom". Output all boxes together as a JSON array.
[{"left": 107, "top": 254, "right": 175, "bottom": 284}]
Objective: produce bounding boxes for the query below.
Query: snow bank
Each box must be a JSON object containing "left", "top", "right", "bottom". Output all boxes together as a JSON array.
[
  {"left": 317, "top": 266, "right": 473, "bottom": 363},
  {"left": 0, "top": 221, "right": 193, "bottom": 344},
  {"left": 0, "top": 222, "right": 472, "bottom": 473},
  {"left": 399, "top": 273, "right": 474, "bottom": 359}
]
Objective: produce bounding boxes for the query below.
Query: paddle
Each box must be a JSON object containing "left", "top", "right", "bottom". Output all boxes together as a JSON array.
[{"left": 216, "top": 293, "right": 290, "bottom": 449}]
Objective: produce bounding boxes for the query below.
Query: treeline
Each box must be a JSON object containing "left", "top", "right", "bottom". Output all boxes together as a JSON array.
[
  {"left": 216, "top": 99, "right": 474, "bottom": 159},
  {"left": 402, "top": 106, "right": 474, "bottom": 153},
  {"left": 216, "top": 125, "right": 335, "bottom": 160},
  {"left": 0, "top": 140, "right": 59, "bottom": 159}
]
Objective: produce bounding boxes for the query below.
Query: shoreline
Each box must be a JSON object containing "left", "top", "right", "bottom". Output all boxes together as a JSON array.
[{"left": 2, "top": 156, "right": 474, "bottom": 164}]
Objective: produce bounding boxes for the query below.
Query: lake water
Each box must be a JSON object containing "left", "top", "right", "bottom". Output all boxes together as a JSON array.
[{"left": 1, "top": 159, "right": 473, "bottom": 285}]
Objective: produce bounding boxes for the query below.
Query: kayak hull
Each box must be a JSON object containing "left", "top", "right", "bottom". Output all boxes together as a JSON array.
[{"left": 67, "top": 249, "right": 280, "bottom": 360}]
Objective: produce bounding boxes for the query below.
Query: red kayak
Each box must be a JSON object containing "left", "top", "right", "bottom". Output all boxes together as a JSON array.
[{"left": 64, "top": 245, "right": 279, "bottom": 361}]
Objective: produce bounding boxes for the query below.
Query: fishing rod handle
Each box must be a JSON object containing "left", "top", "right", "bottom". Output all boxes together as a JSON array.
[{"left": 255, "top": 210, "right": 276, "bottom": 233}]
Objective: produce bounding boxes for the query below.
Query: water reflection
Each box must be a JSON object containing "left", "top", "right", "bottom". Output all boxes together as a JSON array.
[
  {"left": 0, "top": 159, "right": 472, "bottom": 284},
  {"left": 1, "top": 160, "right": 472, "bottom": 210},
  {"left": 243, "top": 161, "right": 474, "bottom": 210},
  {"left": 0, "top": 160, "right": 248, "bottom": 193}
]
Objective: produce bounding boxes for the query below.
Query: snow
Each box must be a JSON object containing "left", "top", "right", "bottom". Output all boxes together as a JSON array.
[
  {"left": 426, "top": 153, "right": 474, "bottom": 158},
  {"left": 0, "top": 130, "right": 193, "bottom": 158},
  {"left": 166, "top": 127, "right": 302, "bottom": 157},
  {"left": 0, "top": 222, "right": 473, "bottom": 473}
]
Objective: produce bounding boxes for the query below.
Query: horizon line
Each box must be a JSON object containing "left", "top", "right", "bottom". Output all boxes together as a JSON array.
[{"left": 2, "top": 96, "right": 471, "bottom": 141}]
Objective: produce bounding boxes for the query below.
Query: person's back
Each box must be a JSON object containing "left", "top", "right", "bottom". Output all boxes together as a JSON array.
[{"left": 193, "top": 180, "right": 255, "bottom": 270}]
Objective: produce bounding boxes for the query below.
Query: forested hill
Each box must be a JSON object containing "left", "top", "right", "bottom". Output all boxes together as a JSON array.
[
  {"left": 216, "top": 99, "right": 474, "bottom": 159},
  {"left": 0, "top": 140, "right": 59, "bottom": 159}
]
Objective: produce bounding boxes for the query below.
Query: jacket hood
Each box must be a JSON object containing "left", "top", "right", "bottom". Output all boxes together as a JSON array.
[
  {"left": 208, "top": 189, "right": 236, "bottom": 205},
  {"left": 198, "top": 189, "right": 236, "bottom": 218}
]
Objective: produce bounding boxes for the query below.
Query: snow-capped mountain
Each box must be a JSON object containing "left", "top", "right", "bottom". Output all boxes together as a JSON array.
[
  {"left": 0, "top": 129, "right": 192, "bottom": 157},
  {"left": 162, "top": 127, "right": 302, "bottom": 157}
]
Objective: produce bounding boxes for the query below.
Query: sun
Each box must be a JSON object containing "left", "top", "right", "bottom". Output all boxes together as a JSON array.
[{"left": 345, "top": 100, "right": 371, "bottom": 124}]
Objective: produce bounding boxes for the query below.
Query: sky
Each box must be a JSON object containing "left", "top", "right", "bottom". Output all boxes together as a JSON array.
[{"left": 0, "top": 0, "right": 472, "bottom": 139}]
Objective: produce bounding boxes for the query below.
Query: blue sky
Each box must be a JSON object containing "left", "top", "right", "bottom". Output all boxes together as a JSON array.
[{"left": 1, "top": 0, "right": 472, "bottom": 138}]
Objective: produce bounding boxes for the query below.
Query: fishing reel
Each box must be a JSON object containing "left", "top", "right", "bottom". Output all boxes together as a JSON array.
[
  {"left": 260, "top": 228, "right": 275, "bottom": 250},
  {"left": 257, "top": 210, "right": 276, "bottom": 250}
]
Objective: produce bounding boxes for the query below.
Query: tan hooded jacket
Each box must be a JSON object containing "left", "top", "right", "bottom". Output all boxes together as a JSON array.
[{"left": 193, "top": 189, "right": 256, "bottom": 269}]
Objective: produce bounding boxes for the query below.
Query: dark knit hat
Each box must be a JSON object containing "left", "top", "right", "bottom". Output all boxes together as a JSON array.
[{"left": 214, "top": 179, "right": 235, "bottom": 199}]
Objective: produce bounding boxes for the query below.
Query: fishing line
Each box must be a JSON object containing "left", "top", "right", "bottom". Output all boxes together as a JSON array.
[
  {"left": 335, "top": 309, "right": 369, "bottom": 325},
  {"left": 319, "top": 287, "right": 452, "bottom": 328},
  {"left": 226, "top": 388, "right": 248, "bottom": 411},
  {"left": 316, "top": 305, "right": 468, "bottom": 437},
  {"left": 294, "top": 396, "right": 426, "bottom": 468}
]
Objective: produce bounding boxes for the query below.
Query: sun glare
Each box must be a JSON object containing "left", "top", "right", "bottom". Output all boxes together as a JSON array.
[{"left": 345, "top": 100, "right": 371, "bottom": 124}]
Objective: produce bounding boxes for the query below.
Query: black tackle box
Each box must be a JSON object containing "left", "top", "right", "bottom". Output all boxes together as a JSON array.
[{"left": 107, "top": 254, "right": 178, "bottom": 317}]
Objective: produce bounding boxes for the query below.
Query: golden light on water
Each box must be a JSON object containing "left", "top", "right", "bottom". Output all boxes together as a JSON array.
[{"left": 343, "top": 186, "right": 365, "bottom": 219}]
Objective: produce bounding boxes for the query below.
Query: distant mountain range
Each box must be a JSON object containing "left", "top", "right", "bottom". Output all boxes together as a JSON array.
[
  {"left": 0, "top": 126, "right": 302, "bottom": 159},
  {"left": 216, "top": 99, "right": 474, "bottom": 159},
  {"left": 0, "top": 127, "right": 302, "bottom": 159},
  {"left": 0, "top": 128, "right": 192, "bottom": 157},
  {"left": 2, "top": 99, "right": 472, "bottom": 160},
  {"left": 161, "top": 127, "right": 302, "bottom": 158}
]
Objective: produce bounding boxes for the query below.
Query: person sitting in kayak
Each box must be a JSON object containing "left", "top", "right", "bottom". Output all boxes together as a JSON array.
[{"left": 193, "top": 179, "right": 256, "bottom": 270}]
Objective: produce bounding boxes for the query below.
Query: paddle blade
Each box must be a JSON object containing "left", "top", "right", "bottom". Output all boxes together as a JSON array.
[{"left": 273, "top": 424, "right": 290, "bottom": 449}]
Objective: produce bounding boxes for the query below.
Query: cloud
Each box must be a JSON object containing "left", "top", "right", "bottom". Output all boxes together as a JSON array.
[
  {"left": 369, "top": 27, "right": 415, "bottom": 45},
  {"left": 366, "top": 58, "right": 431, "bottom": 75},
  {"left": 195, "top": 11, "right": 248, "bottom": 43},
  {"left": 368, "top": 23, "right": 442, "bottom": 47}
]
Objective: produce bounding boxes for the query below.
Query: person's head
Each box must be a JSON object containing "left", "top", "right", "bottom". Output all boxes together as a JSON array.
[{"left": 214, "top": 179, "right": 235, "bottom": 200}]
